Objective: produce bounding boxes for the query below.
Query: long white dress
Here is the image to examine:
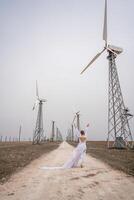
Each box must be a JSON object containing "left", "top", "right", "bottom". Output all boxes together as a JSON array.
[{"left": 40, "top": 126, "right": 89, "bottom": 170}]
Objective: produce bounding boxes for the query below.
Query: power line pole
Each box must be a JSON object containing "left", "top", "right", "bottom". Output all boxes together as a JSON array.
[
  {"left": 5, "top": 136, "right": 7, "bottom": 142},
  {"left": 9, "top": 136, "right": 11, "bottom": 142},
  {"left": 19, "top": 125, "right": 22, "bottom": 142},
  {"left": 51, "top": 121, "right": 55, "bottom": 141}
]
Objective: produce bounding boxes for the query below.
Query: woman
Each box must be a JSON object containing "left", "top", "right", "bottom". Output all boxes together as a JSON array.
[
  {"left": 40, "top": 124, "right": 89, "bottom": 170},
  {"left": 63, "top": 124, "right": 89, "bottom": 168}
]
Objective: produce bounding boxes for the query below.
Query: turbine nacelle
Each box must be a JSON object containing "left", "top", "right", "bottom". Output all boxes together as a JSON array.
[
  {"left": 108, "top": 45, "right": 123, "bottom": 55},
  {"left": 39, "top": 99, "right": 47, "bottom": 103},
  {"left": 33, "top": 81, "right": 47, "bottom": 110}
]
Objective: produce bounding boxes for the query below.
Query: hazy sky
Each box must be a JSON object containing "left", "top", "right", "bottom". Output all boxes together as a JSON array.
[{"left": 0, "top": 0, "right": 134, "bottom": 140}]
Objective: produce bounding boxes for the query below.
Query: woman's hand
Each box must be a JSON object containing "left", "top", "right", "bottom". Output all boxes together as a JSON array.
[{"left": 86, "top": 123, "right": 90, "bottom": 127}]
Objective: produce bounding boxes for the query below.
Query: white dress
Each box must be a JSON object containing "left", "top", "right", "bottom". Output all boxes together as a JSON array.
[{"left": 40, "top": 126, "right": 89, "bottom": 170}]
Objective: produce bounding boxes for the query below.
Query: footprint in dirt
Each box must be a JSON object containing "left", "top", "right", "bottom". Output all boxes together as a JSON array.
[
  {"left": 22, "top": 184, "right": 27, "bottom": 188},
  {"left": 83, "top": 181, "right": 99, "bottom": 189},
  {"left": 70, "top": 172, "right": 101, "bottom": 181},
  {"left": 88, "top": 181, "right": 99, "bottom": 188},
  {"left": 82, "top": 171, "right": 102, "bottom": 178},
  {"left": 8, "top": 192, "right": 15, "bottom": 196},
  {"left": 70, "top": 177, "right": 80, "bottom": 180}
]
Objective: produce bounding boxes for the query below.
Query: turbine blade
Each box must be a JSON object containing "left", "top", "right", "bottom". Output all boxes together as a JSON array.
[
  {"left": 32, "top": 100, "right": 39, "bottom": 110},
  {"left": 103, "top": 0, "right": 107, "bottom": 46},
  {"left": 36, "top": 80, "right": 39, "bottom": 98},
  {"left": 80, "top": 48, "right": 106, "bottom": 74},
  {"left": 32, "top": 103, "right": 36, "bottom": 110}
]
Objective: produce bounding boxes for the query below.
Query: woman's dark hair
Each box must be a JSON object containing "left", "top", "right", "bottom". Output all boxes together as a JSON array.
[{"left": 80, "top": 130, "right": 85, "bottom": 135}]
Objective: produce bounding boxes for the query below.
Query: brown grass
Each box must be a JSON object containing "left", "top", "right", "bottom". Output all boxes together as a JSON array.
[
  {"left": 69, "top": 141, "right": 134, "bottom": 176},
  {"left": 0, "top": 141, "right": 60, "bottom": 183}
]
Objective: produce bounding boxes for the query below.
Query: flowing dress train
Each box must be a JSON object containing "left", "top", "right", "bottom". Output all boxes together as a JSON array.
[{"left": 40, "top": 126, "right": 89, "bottom": 170}]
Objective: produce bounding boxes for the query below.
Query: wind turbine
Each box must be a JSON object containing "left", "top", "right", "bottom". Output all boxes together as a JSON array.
[
  {"left": 33, "top": 81, "right": 47, "bottom": 144},
  {"left": 72, "top": 111, "right": 80, "bottom": 130},
  {"left": 81, "top": 0, "right": 133, "bottom": 148},
  {"left": 72, "top": 111, "right": 80, "bottom": 142}
]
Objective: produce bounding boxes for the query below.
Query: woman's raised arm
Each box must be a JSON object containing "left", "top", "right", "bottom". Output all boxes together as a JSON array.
[{"left": 84, "top": 124, "right": 90, "bottom": 137}]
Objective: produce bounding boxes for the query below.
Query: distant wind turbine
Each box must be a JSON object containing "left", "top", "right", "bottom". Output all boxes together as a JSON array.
[{"left": 33, "top": 81, "right": 47, "bottom": 144}]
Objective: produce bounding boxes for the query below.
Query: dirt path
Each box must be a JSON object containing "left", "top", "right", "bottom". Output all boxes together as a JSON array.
[{"left": 0, "top": 142, "right": 134, "bottom": 200}]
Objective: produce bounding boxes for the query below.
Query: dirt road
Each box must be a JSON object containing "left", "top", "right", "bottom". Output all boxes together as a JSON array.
[{"left": 0, "top": 142, "right": 134, "bottom": 200}]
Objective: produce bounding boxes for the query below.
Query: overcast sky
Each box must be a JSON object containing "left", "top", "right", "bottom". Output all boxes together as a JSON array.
[{"left": 0, "top": 0, "right": 134, "bottom": 140}]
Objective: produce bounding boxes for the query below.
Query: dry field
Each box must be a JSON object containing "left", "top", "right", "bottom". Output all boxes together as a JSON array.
[
  {"left": 69, "top": 141, "right": 134, "bottom": 175},
  {"left": 0, "top": 142, "right": 134, "bottom": 200},
  {"left": 0, "top": 141, "right": 60, "bottom": 183}
]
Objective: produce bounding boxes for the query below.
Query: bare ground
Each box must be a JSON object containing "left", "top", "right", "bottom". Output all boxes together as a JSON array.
[
  {"left": 69, "top": 141, "right": 134, "bottom": 175},
  {"left": 0, "top": 141, "right": 60, "bottom": 183},
  {"left": 0, "top": 142, "right": 134, "bottom": 200}
]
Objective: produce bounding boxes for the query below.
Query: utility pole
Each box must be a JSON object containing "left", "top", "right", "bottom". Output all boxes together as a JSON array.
[
  {"left": 51, "top": 121, "right": 55, "bottom": 141},
  {"left": 5, "top": 136, "right": 7, "bottom": 142},
  {"left": 19, "top": 125, "right": 22, "bottom": 142},
  {"left": 9, "top": 136, "right": 11, "bottom": 142}
]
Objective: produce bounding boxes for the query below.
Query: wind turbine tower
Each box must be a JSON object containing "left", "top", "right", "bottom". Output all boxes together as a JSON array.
[
  {"left": 72, "top": 111, "right": 80, "bottom": 130},
  {"left": 19, "top": 125, "right": 22, "bottom": 142},
  {"left": 81, "top": 0, "right": 133, "bottom": 148},
  {"left": 51, "top": 121, "right": 55, "bottom": 141},
  {"left": 76, "top": 112, "right": 80, "bottom": 131},
  {"left": 33, "top": 81, "right": 47, "bottom": 144},
  {"left": 72, "top": 111, "right": 80, "bottom": 141}
]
